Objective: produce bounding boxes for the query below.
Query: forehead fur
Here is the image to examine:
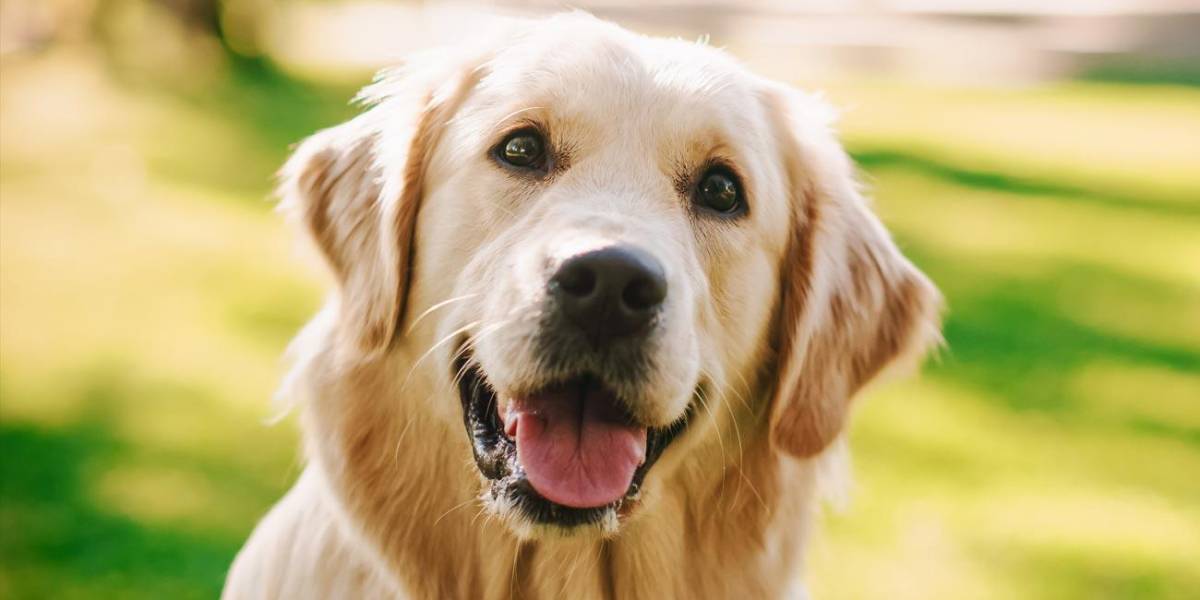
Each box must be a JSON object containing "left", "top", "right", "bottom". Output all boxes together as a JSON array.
[
  {"left": 478, "top": 14, "right": 753, "bottom": 109},
  {"left": 445, "top": 14, "right": 795, "bottom": 226},
  {"left": 474, "top": 16, "right": 769, "bottom": 158}
]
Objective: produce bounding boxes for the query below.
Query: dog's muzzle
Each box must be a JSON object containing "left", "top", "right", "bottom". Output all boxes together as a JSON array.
[{"left": 455, "top": 243, "right": 691, "bottom": 529}]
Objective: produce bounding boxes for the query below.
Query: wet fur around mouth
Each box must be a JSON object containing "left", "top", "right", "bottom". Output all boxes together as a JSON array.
[
  {"left": 455, "top": 352, "right": 690, "bottom": 529},
  {"left": 529, "top": 296, "right": 662, "bottom": 401}
]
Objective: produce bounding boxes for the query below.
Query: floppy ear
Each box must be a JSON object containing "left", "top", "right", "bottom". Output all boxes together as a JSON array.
[
  {"left": 278, "top": 54, "right": 483, "bottom": 359},
  {"left": 765, "top": 87, "right": 943, "bottom": 458}
]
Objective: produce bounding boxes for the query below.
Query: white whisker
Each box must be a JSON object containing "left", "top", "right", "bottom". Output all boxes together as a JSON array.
[
  {"left": 719, "top": 370, "right": 767, "bottom": 510},
  {"left": 406, "top": 293, "right": 480, "bottom": 335},
  {"left": 735, "top": 464, "right": 767, "bottom": 510},
  {"left": 446, "top": 319, "right": 514, "bottom": 391},
  {"left": 401, "top": 320, "right": 481, "bottom": 392},
  {"left": 432, "top": 498, "right": 476, "bottom": 528},
  {"left": 694, "top": 386, "right": 728, "bottom": 510},
  {"left": 391, "top": 417, "right": 416, "bottom": 465},
  {"left": 509, "top": 540, "right": 523, "bottom": 600},
  {"left": 728, "top": 368, "right": 755, "bottom": 411}
]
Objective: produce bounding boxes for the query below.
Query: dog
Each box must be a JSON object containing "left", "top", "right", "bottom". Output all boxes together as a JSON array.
[{"left": 222, "top": 13, "right": 942, "bottom": 599}]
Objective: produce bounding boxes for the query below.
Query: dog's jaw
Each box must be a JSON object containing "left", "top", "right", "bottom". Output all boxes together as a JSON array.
[{"left": 454, "top": 350, "right": 692, "bottom": 537}]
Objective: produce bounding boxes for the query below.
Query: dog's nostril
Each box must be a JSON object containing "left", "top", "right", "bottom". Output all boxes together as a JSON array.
[
  {"left": 554, "top": 262, "right": 597, "bottom": 298},
  {"left": 622, "top": 274, "right": 666, "bottom": 311}
]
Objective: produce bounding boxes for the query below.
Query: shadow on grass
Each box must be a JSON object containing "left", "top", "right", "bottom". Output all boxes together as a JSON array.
[
  {"left": 1, "top": 421, "right": 235, "bottom": 599},
  {"left": 904, "top": 244, "right": 1200, "bottom": 445},
  {"left": 0, "top": 369, "right": 295, "bottom": 599},
  {"left": 853, "top": 144, "right": 1199, "bottom": 442},
  {"left": 851, "top": 149, "right": 1200, "bottom": 218}
]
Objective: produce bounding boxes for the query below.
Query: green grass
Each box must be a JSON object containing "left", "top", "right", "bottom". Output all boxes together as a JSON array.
[{"left": 2, "top": 49, "right": 1198, "bottom": 599}]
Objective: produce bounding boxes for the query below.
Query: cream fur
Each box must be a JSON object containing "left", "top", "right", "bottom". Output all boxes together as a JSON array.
[{"left": 223, "top": 13, "right": 941, "bottom": 599}]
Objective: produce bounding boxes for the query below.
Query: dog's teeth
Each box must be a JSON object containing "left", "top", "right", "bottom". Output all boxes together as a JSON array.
[{"left": 499, "top": 399, "right": 518, "bottom": 439}]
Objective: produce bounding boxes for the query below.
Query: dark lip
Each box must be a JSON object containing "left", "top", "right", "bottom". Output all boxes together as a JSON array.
[{"left": 454, "top": 351, "right": 691, "bottom": 528}]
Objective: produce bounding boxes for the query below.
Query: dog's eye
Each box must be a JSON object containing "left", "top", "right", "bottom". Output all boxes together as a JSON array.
[
  {"left": 497, "top": 130, "right": 546, "bottom": 169},
  {"left": 696, "top": 169, "right": 742, "bottom": 214}
]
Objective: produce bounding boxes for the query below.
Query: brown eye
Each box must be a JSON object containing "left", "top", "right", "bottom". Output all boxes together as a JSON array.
[
  {"left": 498, "top": 130, "right": 545, "bottom": 168},
  {"left": 697, "top": 169, "right": 742, "bottom": 214}
]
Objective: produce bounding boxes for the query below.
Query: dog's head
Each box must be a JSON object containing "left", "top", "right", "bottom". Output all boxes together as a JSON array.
[{"left": 281, "top": 15, "right": 941, "bottom": 538}]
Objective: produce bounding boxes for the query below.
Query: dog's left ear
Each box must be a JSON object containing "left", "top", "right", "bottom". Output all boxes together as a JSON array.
[
  {"left": 278, "top": 51, "right": 484, "bottom": 359},
  {"left": 764, "top": 85, "right": 944, "bottom": 458}
]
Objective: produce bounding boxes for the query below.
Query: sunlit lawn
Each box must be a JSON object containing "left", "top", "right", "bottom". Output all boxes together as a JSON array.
[{"left": 2, "top": 48, "right": 1198, "bottom": 599}]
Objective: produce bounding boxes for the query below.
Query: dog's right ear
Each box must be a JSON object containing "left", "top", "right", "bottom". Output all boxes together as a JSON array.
[{"left": 278, "top": 52, "right": 484, "bottom": 360}]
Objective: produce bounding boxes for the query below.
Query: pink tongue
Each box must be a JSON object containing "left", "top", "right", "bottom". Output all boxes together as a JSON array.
[{"left": 504, "top": 385, "right": 646, "bottom": 509}]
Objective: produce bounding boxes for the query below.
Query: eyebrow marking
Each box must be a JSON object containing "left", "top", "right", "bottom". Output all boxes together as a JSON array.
[{"left": 494, "top": 106, "right": 545, "bottom": 130}]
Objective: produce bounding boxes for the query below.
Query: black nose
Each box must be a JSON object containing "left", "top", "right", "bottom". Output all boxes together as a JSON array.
[{"left": 550, "top": 245, "right": 667, "bottom": 343}]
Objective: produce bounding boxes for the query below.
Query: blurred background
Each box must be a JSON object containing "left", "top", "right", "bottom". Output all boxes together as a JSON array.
[{"left": 1, "top": 0, "right": 1198, "bottom": 598}]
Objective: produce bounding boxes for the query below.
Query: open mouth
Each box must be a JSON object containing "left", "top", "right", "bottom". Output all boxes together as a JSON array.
[{"left": 456, "top": 352, "right": 689, "bottom": 528}]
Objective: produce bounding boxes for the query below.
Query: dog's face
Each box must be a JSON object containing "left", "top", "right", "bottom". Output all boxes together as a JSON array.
[
  {"left": 418, "top": 23, "right": 795, "bottom": 533},
  {"left": 282, "top": 15, "right": 940, "bottom": 539}
]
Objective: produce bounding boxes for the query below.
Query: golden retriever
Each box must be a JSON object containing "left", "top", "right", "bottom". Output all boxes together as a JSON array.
[{"left": 223, "top": 13, "right": 942, "bottom": 599}]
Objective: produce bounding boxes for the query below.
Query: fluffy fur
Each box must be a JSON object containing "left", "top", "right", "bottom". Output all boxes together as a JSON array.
[{"left": 223, "top": 13, "right": 942, "bottom": 599}]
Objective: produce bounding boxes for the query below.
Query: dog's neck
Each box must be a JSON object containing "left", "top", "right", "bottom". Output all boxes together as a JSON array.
[{"left": 302, "top": 351, "right": 819, "bottom": 599}]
